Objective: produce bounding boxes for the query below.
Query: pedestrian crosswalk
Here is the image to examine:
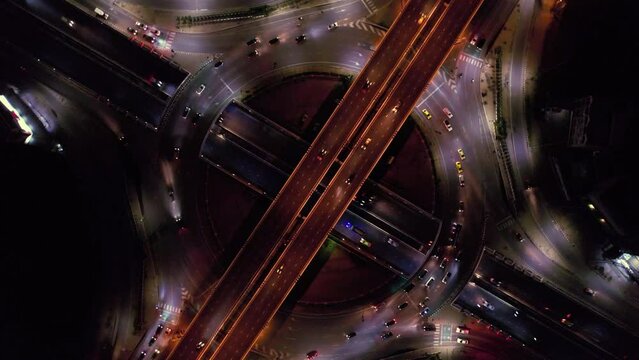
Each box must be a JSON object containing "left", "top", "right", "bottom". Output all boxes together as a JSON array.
[
  {"left": 496, "top": 216, "right": 515, "bottom": 231},
  {"left": 345, "top": 20, "right": 386, "bottom": 37},
  {"left": 459, "top": 53, "right": 483, "bottom": 68},
  {"left": 361, "top": 0, "right": 378, "bottom": 14},
  {"left": 156, "top": 303, "right": 182, "bottom": 314}
]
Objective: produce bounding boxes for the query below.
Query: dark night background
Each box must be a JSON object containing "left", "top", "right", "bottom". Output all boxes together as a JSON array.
[{"left": 1, "top": 144, "right": 100, "bottom": 359}]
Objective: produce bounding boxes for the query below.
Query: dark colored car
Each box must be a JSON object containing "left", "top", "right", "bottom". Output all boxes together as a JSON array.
[
  {"left": 214, "top": 60, "right": 223, "bottom": 68},
  {"left": 269, "top": 37, "right": 280, "bottom": 44},
  {"left": 381, "top": 331, "right": 393, "bottom": 339},
  {"left": 403, "top": 283, "right": 415, "bottom": 293},
  {"left": 384, "top": 319, "right": 396, "bottom": 327},
  {"left": 398, "top": 302, "right": 408, "bottom": 310},
  {"left": 417, "top": 268, "right": 428, "bottom": 279},
  {"left": 248, "top": 49, "right": 259, "bottom": 57},
  {"left": 182, "top": 106, "right": 191, "bottom": 118},
  {"left": 515, "top": 232, "right": 524, "bottom": 242},
  {"left": 154, "top": 324, "right": 164, "bottom": 336},
  {"left": 295, "top": 34, "right": 307, "bottom": 42},
  {"left": 192, "top": 112, "right": 202, "bottom": 125},
  {"left": 148, "top": 336, "right": 157, "bottom": 346},
  {"left": 346, "top": 331, "right": 357, "bottom": 339},
  {"left": 246, "top": 37, "right": 259, "bottom": 46}
]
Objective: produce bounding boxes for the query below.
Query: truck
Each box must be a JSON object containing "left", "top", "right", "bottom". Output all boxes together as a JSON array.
[{"left": 94, "top": 7, "right": 109, "bottom": 20}]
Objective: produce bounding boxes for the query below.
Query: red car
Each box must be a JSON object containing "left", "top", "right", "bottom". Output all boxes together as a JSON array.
[{"left": 306, "top": 350, "right": 319, "bottom": 359}]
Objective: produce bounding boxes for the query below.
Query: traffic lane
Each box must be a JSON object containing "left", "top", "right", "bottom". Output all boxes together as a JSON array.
[
  {"left": 174, "top": 1, "right": 437, "bottom": 356},
  {"left": 171, "top": 0, "right": 371, "bottom": 53},
  {"left": 334, "top": 214, "right": 427, "bottom": 276},
  {"left": 209, "top": 1, "right": 483, "bottom": 357},
  {"left": 455, "top": 282, "right": 600, "bottom": 360},
  {"left": 217, "top": 103, "right": 306, "bottom": 168},
  {"left": 124, "top": 0, "right": 280, "bottom": 11},
  {"left": 476, "top": 256, "right": 637, "bottom": 357},
  {"left": 14, "top": 0, "right": 187, "bottom": 90},
  {"left": 0, "top": 13, "right": 167, "bottom": 127}
]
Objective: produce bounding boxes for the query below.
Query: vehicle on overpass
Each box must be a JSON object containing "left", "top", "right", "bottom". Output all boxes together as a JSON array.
[{"left": 94, "top": 7, "right": 109, "bottom": 20}]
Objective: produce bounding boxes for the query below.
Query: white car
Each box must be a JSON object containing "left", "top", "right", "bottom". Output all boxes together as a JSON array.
[
  {"left": 328, "top": 22, "right": 338, "bottom": 30},
  {"left": 196, "top": 84, "right": 206, "bottom": 95},
  {"left": 457, "top": 338, "right": 469, "bottom": 344},
  {"left": 443, "top": 107, "right": 453, "bottom": 119}
]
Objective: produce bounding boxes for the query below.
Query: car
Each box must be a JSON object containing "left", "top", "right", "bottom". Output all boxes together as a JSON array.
[
  {"left": 152, "top": 29, "right": 161, "bottom": 36},
  {"left": 248, "top": 49, "right": 260, "bottom": 57},
  {"left": 455, "top": 161, "right": 463, "bottom": 174},
  {"left": 346, "top": 331, "right": 357, "bottom": 339},
  {"left": 136, "top": 21, "right": 148, "bottom": 30},
  {"left": 489, "top": 277, "right": 502, "bottom": 287},
  {"left": 439, "top": 258, "right": 449, "bottom": 269},
  {"left": 246, "top": 37, "right": 259, "bottom": 46},
  {"left": 328, "top": 22, "right": 338, "bottom": 30},
  {"left": 454, "top": 248, "right": 463, "bottom": 261},
  {"left": 306, "top": 350, "right": 319, "bottom": 359},
  {"left": 364, "top": 79, "right": 373, "bottom": 89},
  {"left": 391, "top": 104, "right": 400, "bottom": 113},
  {"left": 154, "top": 80, "right": 163, "bottom": 89},
  {"left": 449, "top": 222, "right": 462, "bottom": 242},
  {"left": 386, "top": 237, "right": 399, "bottom": 247},
  {"left": 403, "top": 283, "right": 415, "bottom": 293},
  {"left": 196, "top": 84, "right": 206, "bottom": 95},
  {"left": 417, "top": 268, "right": 428, "bottom": 279},
  {"left": 316, "top": 148, "right": 328, "bottom": 161},
  {"left": 443, "top": 119, "right": 453, "bottom": 131},
  {"left": 418, "top": 12, "right": 426, "bottom": 24},
  {"left": 480, "top": 299, "right": 495, "bottom": 310},
  {"left": 514, "top": 310, "right": 520, "bottom": 317},
  {"left": 441, "top": 272, "right": 452, "bottom": 284},
  {"left": 214, "top": 60, "right": 224, "bottom": 68},
  {"left": 418, "top": 297, "right": 429, "bottom": 307},
  {"left": 458, "top": 174, "right": 465, "bottom": 187},
  {"left": 66, "top": 18, "right": 75, "bottom": 27},
  {"left": 384, "top": 319, "right": 396, "bottom": 327},
  {"left": 148, "top": 336, "right": 157, "bottom": 345},
  {"left": 398, "top": 302, "right": 408, "bottom": 310},
  {"left": 94, "top": 7, "right": 109, "bottom": 19},
  {"left": 381, "top": 331, "right": 393, "bottom": 339},
  {"left": 515, "top": 232, "right": 524, "bottom": 242},
  {"left": 359, "top": 238, "right": 372, "bottom": 248},
  {"left": 344, "top": 221, "right": 353, "bottom": 230},
  {"left": 269, "top": 36, "right": 280, "bottom": 44},
  {"left": 345, "top": 174, "right": 354, "bottom": 185},
  {"left": 154, "top": 324, "right": 164, "bottom": 336},
  {"left": 164, "top": 327, "right": 172, "bottom": 334},
  {"left": 296, "top": 34, "right": 307, "bottom": 42},
  {"left": 458, "top": 201, "right": 465, "bottom": 212},
  {"left": 361, "top": 137, "right": 372, "bottom": 149},
  {"left": 456, "top": 326, "right": 470, "bottom": 334},
  {"left": 422, "top": 323, "right": 436, "bottom": 331},
  {"left": 584, "top": 287, "right": 596, "bottom": 296},
  {"left": 457, "top": 338, "right": 469, "bottom": 344},
  {"left": 432, "top": 246, "right": 443, "bottom": 258},
  {"left": 457, "top": 148, "right": 466, "bottom": 160},
  {"left": 127, "top": 27, "right": 138, "bottom": 35},
  {"left": 420, "top": 307, "right": 430, "bottom": 317},
  {"left": 276, "top": 264, "right": 284, "bottom": 274},
  {"left": 421, "top": 109, "right": 432, "bottom": 119},
  {"left": 443, "top": 107, "right": 453, "bottom": 118},
  {"left": 561, "top": 315, "right": 574, "bottom": 327},
  {"left": 196, "top": 341, "right": 206, "bottom": 349},
  {"left": 173, "top": 147, "right": 181, "bottom": 159},
  {"left": 192, "top": 112, "right": 202, "bottom": 125},
  {"left": 138, "top": 351, "right": 147, "bottom": 360},
  {"left": 182, "top": 106, "right": 191, "bottom": 118},
  {"left": 425, "top": 276, "right": 435, "bottom": 288},
  {"left": 151, "top": 349, "right": 160, "bottom": 359},
  {"left": 143, "top": 34, "right": 155, "bottom": 43},
  {"left": 470, "top": 34, "right": 479, "bottom": 46}
]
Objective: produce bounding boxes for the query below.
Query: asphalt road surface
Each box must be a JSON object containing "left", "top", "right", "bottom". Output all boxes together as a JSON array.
[
  {"left": 208, "top": 1, "right": 484, "bottom": 358},
  {"left": 167, "top": 1, "right": 439, "bottom": 358}
]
